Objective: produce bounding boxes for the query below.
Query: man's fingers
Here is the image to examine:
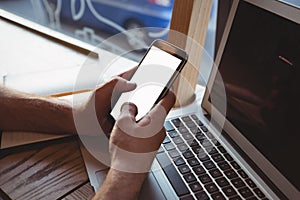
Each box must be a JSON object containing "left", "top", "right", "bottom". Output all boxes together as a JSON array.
[
  {"left": 103, "top": 76, "right": 136, "bottom": 107},
  {"left": 135, "top": 90, "right": 175, "bottom": 138},
  {"left": 138, "top": 90, "right": 175, "bottom": 127},
  {"left": 154, "top": 90, "right": 176, "bottom": 114},
  {"left": 118, "top": 66, "right": 138, "bottom": 80},
  {"left": 119, "top": 102, "right": 138, "bottom": 121},
  {"left": 111, "top": 76, "right": 137, "bottom": 93}
]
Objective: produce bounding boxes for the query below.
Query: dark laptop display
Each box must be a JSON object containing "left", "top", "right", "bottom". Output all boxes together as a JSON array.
[{"left": 210, "top": 0, "right": 300, "bottom": 192}]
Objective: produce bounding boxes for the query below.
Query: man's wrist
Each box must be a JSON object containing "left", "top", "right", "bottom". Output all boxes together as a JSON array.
[
  {"left": 110, "top": 143, "right": 157, "bottom": 173},
  {"left": 93, "top": 168, "right": 147, "bottom": 200}
]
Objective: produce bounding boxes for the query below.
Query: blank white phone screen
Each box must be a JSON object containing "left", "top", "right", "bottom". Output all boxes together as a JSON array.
[{"left": 111, "top": 46, "right": 182, "bottom": 121}]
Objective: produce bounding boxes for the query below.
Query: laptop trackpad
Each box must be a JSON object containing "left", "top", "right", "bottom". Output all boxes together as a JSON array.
[
  {"left": 139, "top": 172, "right": 166, "bottom": 200},
  {"left": 96, "top": 170, "right": 166, "bottom": 200}
]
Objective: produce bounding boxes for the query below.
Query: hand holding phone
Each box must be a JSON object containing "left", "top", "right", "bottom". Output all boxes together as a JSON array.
[{"left": 111, "top": 40, "right": 188, "bottom": 121}]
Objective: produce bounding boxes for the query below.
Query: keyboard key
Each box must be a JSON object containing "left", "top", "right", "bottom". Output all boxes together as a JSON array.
[
  {"left": 231, "top": 161, "right": 241, "bottom": 170},
  {"left": 189, "top": 182, "right": 203, "bottom": 192},
  {"left": 206, "top": 131, "right": 215, "bottom": 139},
  {"left": 183, "top": 173, "right": 197, "bottom": 183},
  {"left": 238, "top": 187, "right": 254, "bottom": 198},
  {"left": 172, "top": 118, "right": 183, "bottom": 127},
  {"left": 168, "top": 149, "right": 180, "bottom": 158},
  {"left": 197, "top": 148, "right": 206, "bottom": 156},
  {"left": 187, "top": 139, "right": 199, "bottom": 147},
  {"left": 173, "top": 136, "right": 184, "bottom": 144},
  {"left": 164, "top": 121, "right": 175, "bottom": 131},
  {"left": 224, "top": 169, "right": 238, "bottom": 179},
  {"left": 164, "top": 143, "right": 175, "bottom": 151},
  {"left": 192, "top": 146, "right": 202, "bottom": 154},
  {"left": 195, "top": 120, "right": 204, "bottom": 126},
  {"left": 224, "top": 153, "right": 233, "bottom": 161},
  {"left": 201, "top": 139, "right": 212, "bottom": 147},
  {"left": 195, "top": 191, "right": 209, "bottom": 200},
  {"left": 245, "top": 178, "right": 256, "bottom": 188},
  {"left": 193, "top": 165, "right": 206, "bottom": 175},
  {"left": 163, "top": 136, "right": 171, "bottom": 144},
  {"left": 200, "top": 126, "right": 208, "bottom": 132},
  {"left": 209, "top": 168, "right": 222, "bottom": 178},
  {"left": 211, "top": 139, "right": 221, "bottom": 146},
  {"left": 187, "top": 158, "right": 200, "bottom": 167},
  {"left": 218, "top": 161, "right": 231, "bottom": 171},
  {"left": 222, "top": 186, "right": 237, "bottom": 197},
  {"left": 157, "top": 146, "right": 164, "bottom": 153},
  {"left": 185, "top": 121, "right": 197, "bottom": 128},
  {"left": 178, "top": 165, "right": 191, "bottom": 174},
  {"left": 178, "top": 143, "right": 189, "bottom": 152},
  {"left": 156, "top": 152, "right": 190, "bottom": 196},
  {"left": 218, "top": 146, "right": 227, "bottom": 153},
  {"left": 182, "top": 132, "right": 194, "bottom": 140},
  {"left": 253, "top": 188, "right": 265, "bottom": 198},
  {"left": 195, "top": 132, "right": 206, "bottom": 140},
  {"left": 183, "top": 150, "right": 194, "bottom": 159},
  {"left": 203, "top": 161, "right": 216, "bottom": 170},
  {"left": 216, "top": 177, "right": 230, "bottom": 187},
  {"left": 211, "top": 153, "right": 225, "bottom": 163},
  {"left": 182, "top": 116, "right": 191, "bottom": 121},
  {"left": 207, "top": 147, "right": 219, "bottom": 155},
  {"left": 205, "top": 182, "right": 219, "bottom": 194},
  {"left": 180, "top": 195, "right": 194, "bottom": 200},
  {"left": 229, "top": 195, "right": 242, "bottom": 200},
  {"left": 174, "top": 157, "right": 186, "bottom": 166},
  {"left": 191, "top": 114, "right": 199, "bottom": 120},
  {"left": 178, "top": 126, "right": 189, "bottom": 134},
  {"left": 247, "top": 197, "right": 259, "bottom": 200},
  {"left": 198, "top": 154, "right": 210, "bottom": 162},
  {"left": 168, "top": 130, "right": 179, "bottom": 138},
  {"left": 186, "top": 121, "right": 196, "bottom": 128},
  {"left": 199, "top": 174, "right": 212, "bottom": 184},
  {"left": 191, "top": 127, "right": 202, "bottom": 134},
  {"left": 231, "top": 178, "right": 246, "bottom": 188},
  {"left": 237, "top": 169, "right": 248, "bottom": 179},
  {"left": 211, "top": 192, "right": 226, "bottom": 200}
]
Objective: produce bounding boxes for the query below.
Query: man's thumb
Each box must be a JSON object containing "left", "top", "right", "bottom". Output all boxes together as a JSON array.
[{"left": 119, "top": 102, "right": 138, "bottom": 121}]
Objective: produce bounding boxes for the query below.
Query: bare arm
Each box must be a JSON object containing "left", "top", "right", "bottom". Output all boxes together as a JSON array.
[
  {"left": 94, "top": 169, "right": 146, "bottom": 200},
  {"left": 93, "top": 91, "right": 175, "bottom": 200},
  {"left": 0, "top": 67, "right": 137, "bottom": 135},
  {"left": 0, "top": 85, "right": 76, "bottom": 134}
]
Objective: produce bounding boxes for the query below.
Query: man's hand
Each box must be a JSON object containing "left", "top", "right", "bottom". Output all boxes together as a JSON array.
[
  {"left": 93, "top": 91, "right": 175, "bottom": 200},
  {"left": 75, "top": 67, "right": 137, "bottom": 136},
  {"left": 110, "top": 91, "right": 175, "bottom": 172}
]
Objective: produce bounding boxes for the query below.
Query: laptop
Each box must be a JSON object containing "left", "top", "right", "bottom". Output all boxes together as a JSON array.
[{"left": 81, "top": 0, "right": 300, "bottom": 199}]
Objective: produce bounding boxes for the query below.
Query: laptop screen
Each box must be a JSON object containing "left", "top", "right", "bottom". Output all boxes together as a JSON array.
[{"left": 210, "top": 1, "right": 300, "bottom": 191}]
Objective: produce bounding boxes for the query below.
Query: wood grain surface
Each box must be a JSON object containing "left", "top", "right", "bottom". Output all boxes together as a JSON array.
[
  {"left": 169, "top": 0, "right": 213, "bottom": 107},
  {"left": 0, "top": 137, "right": 90, "bottom": 200},
  {"left": 62, "top": 182, "right": 94, "bottom": 200}
]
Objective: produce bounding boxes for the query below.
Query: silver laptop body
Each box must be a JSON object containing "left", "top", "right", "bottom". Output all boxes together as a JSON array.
[{"left": 82, "top": 0, "right": 300, "bottom": 199}]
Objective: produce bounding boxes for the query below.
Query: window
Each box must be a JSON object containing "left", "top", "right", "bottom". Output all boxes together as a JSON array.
[
  {"left": 0, "top": 0, "right": 217, "bottom": 103},
  {"left": 0, "top": 0, "right": 175, "bottom": 61}
]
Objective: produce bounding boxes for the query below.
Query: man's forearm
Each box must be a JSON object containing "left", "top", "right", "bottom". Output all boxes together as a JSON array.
[
  {"left": 93, "top": 168, "right": 147, "bottom": 200},
  {"left": 0, "top": 85, "right": 76, "bottom": 134}
]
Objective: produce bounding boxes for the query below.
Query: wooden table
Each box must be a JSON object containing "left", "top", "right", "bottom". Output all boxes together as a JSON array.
[
  {"left": 0, "top": 136, "right": 95, "bottom": 200},
  {"left": 0, "top": 15, "right": 135, "bottom": 200},
  {"left": 0, "top": 16, "right": 97, "bottom": 199}
]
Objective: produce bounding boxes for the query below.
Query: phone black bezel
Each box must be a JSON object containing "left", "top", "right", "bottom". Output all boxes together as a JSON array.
[
  {"left": 111, "top": 39, "right": 188, "bottom": 120},
  {"left": 140, "top": 39, "right": 188, "bottom": 106}
]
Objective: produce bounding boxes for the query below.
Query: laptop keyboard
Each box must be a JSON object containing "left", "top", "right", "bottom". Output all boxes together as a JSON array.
[{"left": 156, "top": 114, "right": 268, "bottom": 200}]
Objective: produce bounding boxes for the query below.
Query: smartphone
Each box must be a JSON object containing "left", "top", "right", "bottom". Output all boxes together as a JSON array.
[{"left": 111, "top": 39, "right": 188, "bottom": 121}]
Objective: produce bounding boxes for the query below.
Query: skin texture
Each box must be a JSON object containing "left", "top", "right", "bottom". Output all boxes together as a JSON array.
[
  {"left": 94, "top": 92, "right": 175, "bottom": 200},
  {"left": 0, "top": 67, "right": 137, "bottom": 135},
  {"left": 0, "top": 66, "right": 175, "bottom": 200}
]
